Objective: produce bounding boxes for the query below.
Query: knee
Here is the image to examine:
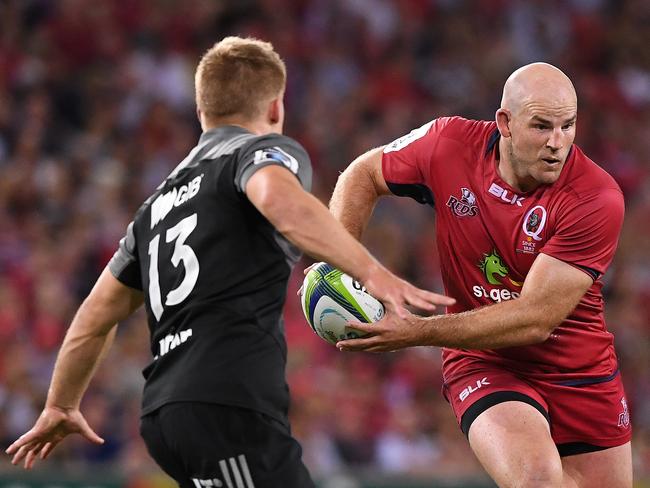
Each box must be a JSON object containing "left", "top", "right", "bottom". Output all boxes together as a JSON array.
[{"left": 515, "top": 457, "right": 564, "bottom": 488}]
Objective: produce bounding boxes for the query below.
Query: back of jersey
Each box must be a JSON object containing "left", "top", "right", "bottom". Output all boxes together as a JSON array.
[{"left": 109, "top": 125, "right": 312, "bottom": 424}]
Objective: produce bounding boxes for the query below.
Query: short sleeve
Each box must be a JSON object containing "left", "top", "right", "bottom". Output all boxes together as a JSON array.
[
  {"left": 235, "top": 135, "right": 312, "bottom": 194},
  {"left": 108, "top": 221, "right": 143, "bottom": 290},
  {"left": 541, "top": 188, "right": 624, "bottom": 279},
  {"left": 381, "top": 119, "right": 439, "bottom": 205}
]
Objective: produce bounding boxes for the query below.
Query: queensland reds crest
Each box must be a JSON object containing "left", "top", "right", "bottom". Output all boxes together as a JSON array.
[
  {"left": 516, "top": 205, "right": 547, "bottom": 254},
  {"left": 523, "top": 205, "right": 547, "bottom": 241},
  {"left": 446, "top": 187, "right": 478, "bottom": 217}
]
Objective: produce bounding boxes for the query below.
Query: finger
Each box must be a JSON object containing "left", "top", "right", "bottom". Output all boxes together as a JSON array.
[
  {"left": 405, "top": 293, "right": 438, "bottom": 312},
  {"left": 40, "top": 442, "right": 55, "bottom": 460},
  {"left": 346, "top": 320, "right": 377, "bottom": 333},
  {"left": 383, "top": 297, "right": 408, "bottom": 318},
  {"left": 407, "top": 290, "right": 457, "bottom": 312},
  {"left": 25, "top": 446, "right": 41, "bottom": 469},
  {"left": 11, "top": 442, "right": 34, "bottom": 465},
  {"left": 382, "top": 297, "right": 409, "bottom": 319},
  {"left": 6, "top": 431, "right": 37, "bottom": 455},
  {"left": 336, "top": 336, "right": 380, "bottom": 352},
  {"left": 427, "top": 291, "right": 456, "bottom": 306},
  {"left": 79, "top": 423, "right": 104, "bottom": 445}
]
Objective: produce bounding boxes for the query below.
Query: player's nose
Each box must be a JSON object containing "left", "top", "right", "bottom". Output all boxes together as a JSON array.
[{"left": 546, "top": 127, "right": 564, "bottom": 151}]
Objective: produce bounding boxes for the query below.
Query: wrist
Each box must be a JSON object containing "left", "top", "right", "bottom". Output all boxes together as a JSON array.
[
  {"left": 45, "top": 394, "right": 78, "bottom": 412},
  {"left": 357, "top": 259, "right": 384, "bottom": 285}
]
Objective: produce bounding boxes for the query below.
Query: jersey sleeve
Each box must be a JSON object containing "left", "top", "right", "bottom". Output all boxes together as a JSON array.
[
  {"left": 108, "top": 221, "right": 143, "bottom": 290},
  {"left": 541, "top": 188, "right": 624, "bottom": 280},
  {"left": 381, "top": 119, "right": 439, "bottom": 205},
  {"left": 235, "top": 134, "right": 312, "bottom": 194}
]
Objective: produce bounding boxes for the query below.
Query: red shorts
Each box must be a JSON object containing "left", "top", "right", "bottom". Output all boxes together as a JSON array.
[{"left": 442, "top": 359, "right": 632, "bottom": 456}]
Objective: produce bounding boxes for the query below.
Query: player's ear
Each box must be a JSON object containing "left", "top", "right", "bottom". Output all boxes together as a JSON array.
[
  {"left": 196, "top": 107, "right": 206, "bottom": 131},
  {"left": 495, "top": 108, "right": 512, "bottom": 138},
  {"left": 266, "top": 96, "right": 284, "bottom": 132}
]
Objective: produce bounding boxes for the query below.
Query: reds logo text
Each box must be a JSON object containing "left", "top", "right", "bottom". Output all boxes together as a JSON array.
[{"left": 447, "top": 187, "right": 478, "bottom": 217}]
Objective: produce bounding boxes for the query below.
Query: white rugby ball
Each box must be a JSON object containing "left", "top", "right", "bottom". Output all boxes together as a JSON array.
[{"left": 300, "top": 262, "right": 385, "bottom": 345}]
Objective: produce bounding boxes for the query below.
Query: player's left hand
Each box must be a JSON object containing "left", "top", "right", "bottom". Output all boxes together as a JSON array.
[
  {"left": 336, "top": 307, "right": 426, "bottom": 353},
  {"left": 5, "top": 406, "right": 104, "bottom": 469}
]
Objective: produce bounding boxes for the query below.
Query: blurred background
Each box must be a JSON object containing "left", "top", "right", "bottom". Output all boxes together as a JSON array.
[{"left": 1, "top": 0, "right": 649, "bottom": 487}]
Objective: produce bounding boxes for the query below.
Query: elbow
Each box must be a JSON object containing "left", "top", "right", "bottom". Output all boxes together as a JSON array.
[
  {"left": 261, "top": 198, "right": 304, "bottom": 239},
  {"left": 528, "top": 314, "right": 564, "bottom": 344},
  {"left": 529, "top": 326, "right": 554, "bottom": 344}
]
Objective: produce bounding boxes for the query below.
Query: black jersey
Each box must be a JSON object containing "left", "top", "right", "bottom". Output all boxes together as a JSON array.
[{"left": 108, "top": 125, "right": 312, "bottom": 424}]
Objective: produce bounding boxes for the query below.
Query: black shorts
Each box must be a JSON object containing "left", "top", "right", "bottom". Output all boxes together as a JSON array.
[{"left": 140, "top": 402, "right": 315, "bottom": 488}]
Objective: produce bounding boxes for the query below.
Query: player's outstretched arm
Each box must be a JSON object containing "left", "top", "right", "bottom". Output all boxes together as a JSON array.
[
  {"left": 246, "top": 165, "right": 454, "bottom": 315},
  {"left": 6, "top": 268, "right": 144, "bottom": 469},
  {"left": 329, "top": 147, "right": 390, "bottom": 240},
  {"left": 337, "top": 253, "right": 592, "bottom": 352}
]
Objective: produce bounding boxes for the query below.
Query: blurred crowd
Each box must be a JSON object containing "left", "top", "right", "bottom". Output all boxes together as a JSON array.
[{"left": 1, "top": 0, "right": 649, "bottom": 485}]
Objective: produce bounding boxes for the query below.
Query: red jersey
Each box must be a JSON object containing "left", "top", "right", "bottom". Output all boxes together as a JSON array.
[{"left": 382, "top": 116, "right": 625, "bottom": 382}]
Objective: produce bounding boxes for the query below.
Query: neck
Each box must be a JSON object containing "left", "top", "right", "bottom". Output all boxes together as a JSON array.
[
  {"left": 497, "top": 138, "right": 539, "bottom": 193},
  {"left": 201, "top": 116, "right": 276, "bottom": 136}
]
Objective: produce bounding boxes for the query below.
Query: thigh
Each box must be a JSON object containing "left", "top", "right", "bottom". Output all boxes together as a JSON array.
[
  {"left": 147, "top": 403, "right": 315, "bottom": 488},
  {"left": 140, "top": 411, "right": 191, "bottom": 487},
  {"left": 443, "top": 362, "right": 549, "bottom": 435},
  {"left": 534, "top": 373, "right": 632, "bottom": 450},
  {"left": 468, "top": 401, "right": 564, "bottom": 488},
  {"left": 562, "top": 442, "right": 632, "bottom": 488}
]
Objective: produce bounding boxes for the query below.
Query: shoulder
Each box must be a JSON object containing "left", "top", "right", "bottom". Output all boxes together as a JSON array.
[
  {"left": 552, "top": 147, "right": 624, "bottom": 222},
  {"left": 236, "top": 133, "right": 312, "bottom": 191},
  {"left": 384, "top": 116, "right": 495, "bottom": 155},
  {"left": 562, "top": 145, "right": 623, "bottom": 199},
  {"left": 437, "top": 116, "right": 496, "bottom": 139},
  {"left": 432, "top": 117, "right": 497, "bottom": 159},
  {"left": 240, "top": 133, "right": 308, "bottom": 158}
]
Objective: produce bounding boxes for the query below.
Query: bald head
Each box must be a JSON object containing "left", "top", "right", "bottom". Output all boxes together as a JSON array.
[
  {"left": 501, "top": 63, "right": 576, "bottom": 115},
  {"left": 495, "top": 63, "right": 578, "bottom": 192}
]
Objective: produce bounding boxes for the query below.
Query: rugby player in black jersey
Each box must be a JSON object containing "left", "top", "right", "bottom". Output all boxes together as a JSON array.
[{"left": 7, "top": 37, "right": 453, "bottom": 487}]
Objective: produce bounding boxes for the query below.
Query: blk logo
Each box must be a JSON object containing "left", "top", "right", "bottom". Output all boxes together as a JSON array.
[
  {"left": 459, "top": 377, "right": 490, "bottom": 402},
  {"left": 488, "top": 182, "right": 525, "bottom": 206}
]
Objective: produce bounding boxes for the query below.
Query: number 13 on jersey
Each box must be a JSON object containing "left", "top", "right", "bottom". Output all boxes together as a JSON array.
[{"left": 147, "top": 213, "right": 200, "bottom": 320}]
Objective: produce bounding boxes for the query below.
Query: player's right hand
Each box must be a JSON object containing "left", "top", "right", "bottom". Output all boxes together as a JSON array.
[
  {"left": 362, "top": 264, "right": 455, "bottom": 318},
  {"left": 5, "top": 406, "right": 104, "bottom": 469},
  {"left": 296, "top": 262, "right": 319, "bottom": 296}
]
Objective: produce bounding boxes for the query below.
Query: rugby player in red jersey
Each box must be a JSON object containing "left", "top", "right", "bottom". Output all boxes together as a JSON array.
[{"left": 331, "top": 63, "right": 632, "bottom": 487}]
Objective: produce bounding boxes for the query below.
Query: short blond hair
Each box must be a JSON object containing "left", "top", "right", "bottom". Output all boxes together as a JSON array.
[{"left": 195, "top": 37, "right": 286, "bottom": 122}]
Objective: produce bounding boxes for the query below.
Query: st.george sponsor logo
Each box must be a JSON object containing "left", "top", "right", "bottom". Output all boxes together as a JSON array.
[
  {"left": 473, "top": 250, "right": 523, "bottom": 302},
  {"left": 447, "top": 187, "right": 478, "bottom": 217},
  {"left": 459, "top": 377, "right": 490, "bottom": 402},
  {"left": 473, "top": 285, "right": 520, "bottom": 303}
]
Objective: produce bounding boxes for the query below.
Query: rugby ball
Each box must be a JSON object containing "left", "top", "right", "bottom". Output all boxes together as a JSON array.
[{"left": 300, "top": 262, "right": 385, "bottom": 345}]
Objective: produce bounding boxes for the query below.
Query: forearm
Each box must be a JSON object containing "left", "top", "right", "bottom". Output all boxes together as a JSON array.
[
  {"left": 276, "top": 190, "right": 382, "bottom": 282},
  {"left": 414, "top": 296, "right": 556, "bottom": 349},
  {"left": 329, "top": 148, "right": 385, "bottom": 240},
  {"left": 46, "top": 268, "right": 143, "bottom": 409},
  {"left": 46, "top": 312, "right": 117, "bottom": 410}
]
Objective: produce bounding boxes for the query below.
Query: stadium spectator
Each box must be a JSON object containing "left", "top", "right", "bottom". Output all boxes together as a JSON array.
[{"left": 1, "top": 0, "right": 648, "bottom": 484}]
